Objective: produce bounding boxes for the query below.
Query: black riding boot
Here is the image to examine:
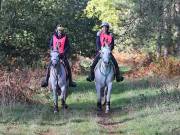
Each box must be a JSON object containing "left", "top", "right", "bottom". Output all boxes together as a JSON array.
[
  {"left": 111, "top": 54, "right": 124, "bottom": 82},
  {"left": 41, "top": 63, "right": 51, "bottom": 87},
  {"left": 64, "top": 57, "right": 76, "bottom": 87},
  {"left": 86, "top": 54, "right": 100, "bottom": 82},
  {"left": 86, "top": 65, "right": 95, "bottom": 82},
  {"left": 115, "top": 66, "right": 124, "bottom": 82}
]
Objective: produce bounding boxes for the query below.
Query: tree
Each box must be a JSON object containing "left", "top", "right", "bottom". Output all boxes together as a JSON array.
[
  {"left": 0, "top": 0, "right": 97, "bottom": 67},
  {"left": 115, "top": 0, "right": 179, "bottom": 58}
]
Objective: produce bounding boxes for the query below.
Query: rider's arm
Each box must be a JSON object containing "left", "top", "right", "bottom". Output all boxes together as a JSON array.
[
  {"left": 110, "top": 33, "right": 114, "bottom": 51},
  {"left": 64, "top": 36, "right": 70, "bottom": 55},
  {"left": 96, "top": 31, "right": 101, "bottom": 53}
]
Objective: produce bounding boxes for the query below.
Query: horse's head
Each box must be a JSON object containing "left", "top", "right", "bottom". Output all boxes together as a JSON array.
[
  {"left": 100, "top": 45, "right": 111, "bottom": 65},
  {"left": 50, "top": 49, "right": 60, "bottom": 67}
]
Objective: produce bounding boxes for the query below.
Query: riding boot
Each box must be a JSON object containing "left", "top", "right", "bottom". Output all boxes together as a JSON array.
[
  {"left": 115, "top": 67, "right": 124, "bottom": 82},
  {"left": 111, "top": 54, "right": 124, "bottom": 82},
  {"left": 97, "top": 101, "right": 102, "bottom": 111},
  {"left": 41, "top": 63, "right": 51, "bottom": 87},
  {"left": 86, "top": 53, "right": 100, "bottom": 82},
  {"left": 64, "top": 57, "right": 77, "bottom": 87},
  {"left": 86, "top": 65, "right": 95, "bottom": 82}
]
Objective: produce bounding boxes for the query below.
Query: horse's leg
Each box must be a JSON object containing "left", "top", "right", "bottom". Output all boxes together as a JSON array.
[
  {"left": 52, "top": 83, "right": 59, "bottom": 113},
  {"left": 60, "top": 85, "right": 68, "bottom": 109},
  {"left": 102, "top": 87, "right": 107, "bottom": 106},
  {"left": 96, "top": 84, "right": 102, "bottom": 111},
  {"left": 105, "top": 82, "right": 112, "bottom": 113}
]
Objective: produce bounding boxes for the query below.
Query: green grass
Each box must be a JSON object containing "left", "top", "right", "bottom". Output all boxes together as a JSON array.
[{"left": 0, "top": 76, "right": 180, "bottom": 135}]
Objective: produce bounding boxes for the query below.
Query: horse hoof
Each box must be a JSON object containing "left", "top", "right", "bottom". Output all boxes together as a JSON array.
[
  {"left": 105, "top": 105, "right": 110, "bottom": 114},
  {"left": 105, "top": 110, "right": 109, "bottom": 114},
  {"left": 54, "top": 110, "right": 58, "bottom": 114},
  {"left": 53, "top": 108, "right": 59, "bottom": 113},
  {"left": 53, "top": 105, "right": 59, "bottom": 113}
]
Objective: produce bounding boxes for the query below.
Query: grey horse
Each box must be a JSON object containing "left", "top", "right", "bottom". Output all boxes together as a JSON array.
[
  {"left": 49, "top": 49, "right": 69, "bottom": 113},
  {"left": 94, "top": 45, "right": 114, "bottom": 113}
]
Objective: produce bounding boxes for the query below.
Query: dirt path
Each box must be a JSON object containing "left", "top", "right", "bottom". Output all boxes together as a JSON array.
[
  {"left": 39, "top": 129, "right": 56, "bottom": 135},
  {"left": 96, "top": 112, "right": 123, "bottom": 135}
]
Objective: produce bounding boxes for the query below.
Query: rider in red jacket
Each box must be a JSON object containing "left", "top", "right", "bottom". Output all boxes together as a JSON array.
[
  {"left": 86, "top": 22, "right": 124, "bottom": 82},
  {"left": 41, "top": 24, "right": 76, "bottom": 87}
]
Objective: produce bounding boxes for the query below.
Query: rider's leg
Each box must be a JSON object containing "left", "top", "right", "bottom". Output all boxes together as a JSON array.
[
  {"left": 41, "top": 62, "right": 51, "bottom": 87},
  {"left": 63, "top": 56, "right": 76, "bottom": 87},
  {"left": 110, "top": 53, "right": 124, "bottom": 82},
  {"left": 86, "top": 53, "right": 101, "bottom": 82}
]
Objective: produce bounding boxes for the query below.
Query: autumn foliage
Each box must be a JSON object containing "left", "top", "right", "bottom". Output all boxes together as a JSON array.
[{"left": 0, "top": 68, "right": 43, "bottom": 104}]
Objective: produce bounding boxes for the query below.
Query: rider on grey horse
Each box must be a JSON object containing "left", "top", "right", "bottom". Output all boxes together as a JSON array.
[
  {"left": 87, "top": 22, "right": 124, "bottom": 82},
  {"left": 41, "top": 24, "right": 76, "bottom": 87}
]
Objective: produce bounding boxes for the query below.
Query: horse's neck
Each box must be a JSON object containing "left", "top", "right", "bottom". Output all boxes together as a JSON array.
[
  {"left": 99, "top": 59, "right": 111, "bottom": 74},
  {"left": 51, "top": 63, "right": 62, "bottom": 75}
]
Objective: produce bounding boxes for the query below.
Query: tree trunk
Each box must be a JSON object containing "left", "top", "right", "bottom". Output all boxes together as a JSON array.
[
  {"left": 163, "top": 46, "right": 169, "bottom": 58},
  {"left": 175, "top": 0, "right": 180, "bottom": 56},
  {"left": 0, "top": 0, "right": 1, "bottom": 11},
  {"left": 157, "top": 33, "right": 162, "bottom": 59},
  {"left": 163, "top": 0, "right": 173, "bottom": 58},
  {"left": 0, "top": 0, "right": 5, "bottom": 11}
]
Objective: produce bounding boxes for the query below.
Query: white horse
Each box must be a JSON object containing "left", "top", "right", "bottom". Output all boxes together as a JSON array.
[
  {"left": 95, "top": 45, "right": 114, "bottom": 113},
  {"left": 49, "top": 49, "right": 69, "bottom": 113}
]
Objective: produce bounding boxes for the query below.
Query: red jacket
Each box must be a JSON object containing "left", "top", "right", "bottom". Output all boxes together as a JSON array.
[
  {"left": 96, "top": 31, "right": 114, "bottom": 52},
  {"left": 49, "top": 32, "right": 70, "bottom": 55}
]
